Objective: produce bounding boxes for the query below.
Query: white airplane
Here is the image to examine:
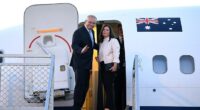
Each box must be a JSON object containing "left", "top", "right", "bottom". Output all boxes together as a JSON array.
[{"left": 0, "top": 3, "right": 200, "bottom": 110}]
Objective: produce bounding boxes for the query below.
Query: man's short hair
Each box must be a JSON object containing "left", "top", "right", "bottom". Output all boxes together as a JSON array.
[{"left": 86, "top": 15, "right": 97, "bottom": 21}]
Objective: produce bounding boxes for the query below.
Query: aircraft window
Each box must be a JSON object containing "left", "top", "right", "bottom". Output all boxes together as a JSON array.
[
  {"left": 180, "top": 55, "right": 195, "bottom": 74},
  {"left": 0, "top": 51, "right": 3, "bottom": 63},
  {"left": 153, "top": 55, "right": 167, "bottom": 74},
  {"left": 43, "top": 35, "right": 55, "bottom": 46}
]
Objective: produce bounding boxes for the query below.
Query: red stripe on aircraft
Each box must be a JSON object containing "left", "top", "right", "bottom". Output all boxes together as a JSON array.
[
  {"left": 54, "top": 34, "right": 72, "bottom": 53},
  {"left": 28, "top": 36, "right": 41, "bottom": 48}
]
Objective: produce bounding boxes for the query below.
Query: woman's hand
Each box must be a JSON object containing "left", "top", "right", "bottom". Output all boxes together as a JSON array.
[{"left": 110, "top": 63, "right": 117, "bottom": 72}]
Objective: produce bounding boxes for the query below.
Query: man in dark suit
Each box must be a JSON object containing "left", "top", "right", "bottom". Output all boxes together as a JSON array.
[{"left": 71, "top": 15, "right": 98, "bottom": 110}]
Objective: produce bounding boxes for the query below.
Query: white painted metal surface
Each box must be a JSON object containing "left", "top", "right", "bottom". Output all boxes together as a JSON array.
[{"left": 24, "top": 3, "right": 77, "bottom": 91}]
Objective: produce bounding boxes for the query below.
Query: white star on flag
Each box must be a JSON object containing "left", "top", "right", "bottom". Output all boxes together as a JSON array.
[{"left": 145, "top": 26, "right": 151, "bottom": 30}]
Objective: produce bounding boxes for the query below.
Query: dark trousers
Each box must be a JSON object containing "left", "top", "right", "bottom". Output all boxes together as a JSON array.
[
  {"left": 73, "top": 69, "right": 90, "bottom": 110},
  {"left": 115, "top": 66, "right": 126, "bottom": 110},
  {"left": 100, "top": 62, "right": 116, "bottom": 110}
]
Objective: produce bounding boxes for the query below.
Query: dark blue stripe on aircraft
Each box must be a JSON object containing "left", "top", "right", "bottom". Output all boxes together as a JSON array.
[
  {"left": 128, "top": 106, "right": 200, "bottom": 110},
  {"left": 141, "top": 106, "right": 200, "bottom": 110}
]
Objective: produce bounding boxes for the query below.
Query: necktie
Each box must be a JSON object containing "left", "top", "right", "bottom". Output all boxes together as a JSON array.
[{"left": 89, "top": 30, "right": 94, "bottom": 47}]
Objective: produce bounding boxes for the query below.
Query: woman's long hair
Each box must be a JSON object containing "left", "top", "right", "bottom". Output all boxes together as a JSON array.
[{"left": 99, "top": 24, "right": 115, "bottom": 43}]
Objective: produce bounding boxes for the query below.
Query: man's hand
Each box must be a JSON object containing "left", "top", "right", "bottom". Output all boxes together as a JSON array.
[{"left": 81, "top": 45, "right": 90, "bottom": 54}]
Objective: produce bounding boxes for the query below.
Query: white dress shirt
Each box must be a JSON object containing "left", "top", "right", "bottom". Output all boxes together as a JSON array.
[
  {"left": 99, "top": 37, "right": 120, "bottom": 64},
  {"left": 84, "top": 25, "right": 94, "bottom": 47}
]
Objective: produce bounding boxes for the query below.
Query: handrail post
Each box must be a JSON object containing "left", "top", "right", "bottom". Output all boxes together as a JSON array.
[
  {"left": 133, "top": 55, "right": 140, "bottom": 110},
  {"left": 44, "top": 54, "right": 55, "bottom": 110},
  {"left": 37, "top": 41, "right": 55, "bottom": 110}
]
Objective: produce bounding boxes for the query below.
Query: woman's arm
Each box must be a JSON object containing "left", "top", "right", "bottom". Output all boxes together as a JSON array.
[
  {"left": 110, "top": 39, "right": 120, "bottom": 72},
  {"left": 112, "top": 39, "right": 120, "bottom": 63}
]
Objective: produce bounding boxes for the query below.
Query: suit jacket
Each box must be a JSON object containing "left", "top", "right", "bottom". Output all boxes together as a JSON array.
[
  {"left": 117, "top": 37, "right": 125, "bottom": 67},
  {"left": 71, "top": 26, "right": 98, "bottom": 70}
]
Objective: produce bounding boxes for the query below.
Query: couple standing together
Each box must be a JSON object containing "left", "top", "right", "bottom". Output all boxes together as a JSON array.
[{"left": 71, "top": 15, "right": 120, "bottom": 110}]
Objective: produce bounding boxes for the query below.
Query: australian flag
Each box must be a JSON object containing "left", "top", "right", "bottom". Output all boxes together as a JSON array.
[{"left": 136, "top": 18, "right": 182, "bottom": 32}]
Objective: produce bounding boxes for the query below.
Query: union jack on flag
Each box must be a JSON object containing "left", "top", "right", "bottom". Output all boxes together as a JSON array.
[
  {"left": 136, "top": 18, "right": 182, "bottom": 32},
  {"left": 136, "top": 18, "right": 159, "bottom": 24}
]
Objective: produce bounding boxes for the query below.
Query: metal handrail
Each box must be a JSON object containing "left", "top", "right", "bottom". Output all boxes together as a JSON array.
[
  {"left": 0, "top": 53, "right": 54, "bottom": 110},
  {"left": 0, "top": 54, "right": 50, "bottom": 58},
  {"left": 44, "top": 54, "right": 55, "bottom": 110},
  {"left": 133, "top": 55, "right": 140, "bottom": 110},
  {"left": 35, "top": 42, "right": 55, "bottom": 110},
  {"left": 0, "top": 63, "right": 50, "bottom": 66},
  {"left": 0, "top": 41, "right": 55, "bottom": 110}
]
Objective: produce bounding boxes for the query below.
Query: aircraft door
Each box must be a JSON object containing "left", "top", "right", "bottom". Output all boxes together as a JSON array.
[{"left": 24, "top": 3, "right": 78, "bottom": 98}]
